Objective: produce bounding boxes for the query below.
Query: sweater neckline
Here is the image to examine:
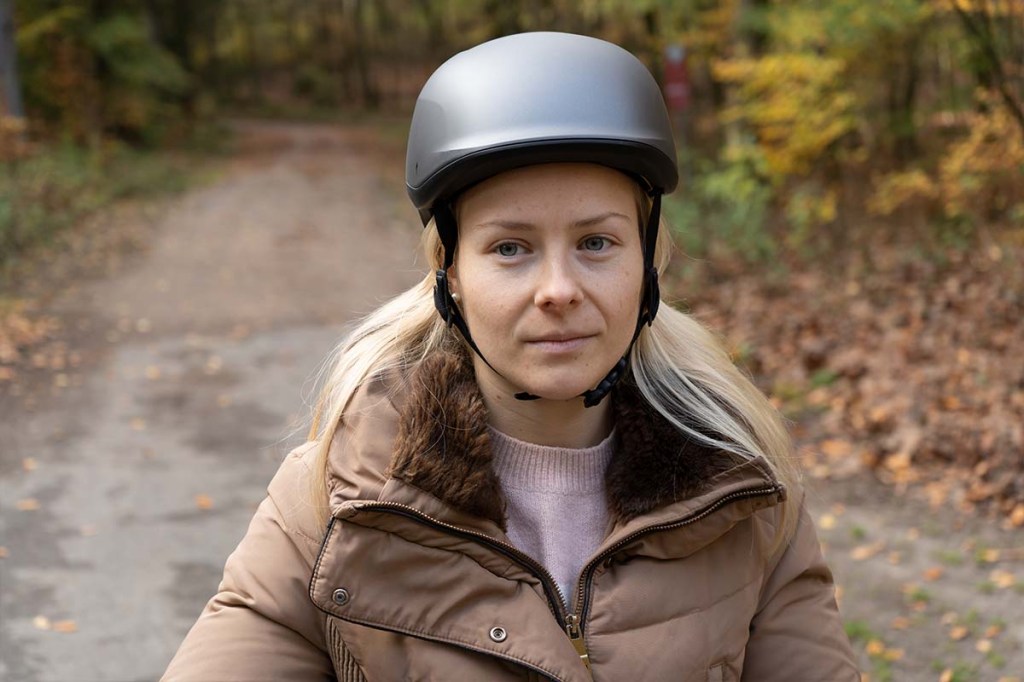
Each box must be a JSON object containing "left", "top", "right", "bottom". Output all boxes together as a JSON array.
[{"left": 488, "top": 426, "right": 615, "bottom": 494}]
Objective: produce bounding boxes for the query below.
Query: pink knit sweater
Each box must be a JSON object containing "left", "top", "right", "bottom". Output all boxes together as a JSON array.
[{"left": 489, "top": 426, "right": 615, "bottom": 606}]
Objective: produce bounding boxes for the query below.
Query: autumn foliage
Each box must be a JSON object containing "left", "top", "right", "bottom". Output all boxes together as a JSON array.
[{"left": 3, "top": 0, "right": 1023, "bottom": 517}]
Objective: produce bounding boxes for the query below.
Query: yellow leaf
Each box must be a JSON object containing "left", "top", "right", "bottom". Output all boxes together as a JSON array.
[
  {"left": 22, "top": 457, "right": 37, "bottom": 471},
  {"left": 33, "top": 616, "right": 51, "bottom": 630},
  {"left": 0, "top": 546, "right": 8, "bottom": 559},
  {"left": 990, "top": 569, "right": 1016, "bottom": 588},
  {"left": 16, "top": 498, "right": 40, "bottom": 511},
  {"left": 144, "top": 365, "right": 161, "bottom": 380},
  {"left": 865, "top": 639, "right": 885, "bottom": 656},
  {"left": 819, "top": 513, "right": 837, "bottom": 530},
  {"left": 923, "top": 567, "right": 944, "bottom": 581},
  {"left": 130, "top": 417, "right": 146, "bottom": 431},
  {"left": 980, "top": 548, "right": 1001, "bottom": 563},
  {"left": 195, "top": 494, "right": 214, "bottom": 510},
  {"left": 882, "top": 648, "right": 904, "bottom": 662},
  {"left": 975, "top": 639, "right": 993, "bottom": 653},
  {"left": 949, "top": 625, "right": 969, "bottom": 641}
]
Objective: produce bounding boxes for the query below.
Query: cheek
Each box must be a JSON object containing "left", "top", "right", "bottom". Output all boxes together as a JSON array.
[{"left": 456, "top": 264, "right": 523, "bottom": 331}]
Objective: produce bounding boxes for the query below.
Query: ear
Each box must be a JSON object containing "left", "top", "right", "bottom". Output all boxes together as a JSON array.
[{"left": 447, "top": 262, "right": 460, "bottom": 298}]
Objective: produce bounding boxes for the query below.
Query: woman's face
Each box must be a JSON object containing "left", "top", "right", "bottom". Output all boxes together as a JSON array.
[{"left": 450, "top": 162, "right": 644, "bottom": 402}]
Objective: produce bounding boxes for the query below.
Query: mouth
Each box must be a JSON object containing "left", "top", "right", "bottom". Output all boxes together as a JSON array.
[{"left": 524, "top": 334, "right": 596, "bottom": 352}]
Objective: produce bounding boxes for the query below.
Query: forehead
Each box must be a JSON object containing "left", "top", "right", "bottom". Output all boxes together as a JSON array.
[{"left": 456, "top": 163, "right": 640, "bottom": 224}]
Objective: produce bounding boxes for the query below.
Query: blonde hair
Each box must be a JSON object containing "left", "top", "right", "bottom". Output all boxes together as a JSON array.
[{"left": 307, "top": 193, "right": 800, "bottom": 545}]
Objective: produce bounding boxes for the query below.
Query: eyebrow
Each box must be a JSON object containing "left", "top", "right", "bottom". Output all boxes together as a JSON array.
[{"left": 476, "top": 211, "right": 632, "bottom": 230}]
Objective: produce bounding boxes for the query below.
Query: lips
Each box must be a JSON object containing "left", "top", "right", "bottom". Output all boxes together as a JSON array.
[{"left": 526, "top": 332, "right": 595, "bottom": 343}]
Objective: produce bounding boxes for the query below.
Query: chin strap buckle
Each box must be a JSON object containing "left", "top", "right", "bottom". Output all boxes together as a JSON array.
[{"left": 433, "top": 269, "right": 455, "bottom": 327}]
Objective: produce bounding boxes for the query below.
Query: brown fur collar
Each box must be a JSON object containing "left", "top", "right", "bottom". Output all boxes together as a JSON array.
[{"left": 387, "top": 347, "right": 743, "bottom": 529}]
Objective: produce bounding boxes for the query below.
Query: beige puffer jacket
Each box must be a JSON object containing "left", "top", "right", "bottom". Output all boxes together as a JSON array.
[{"left": 164, "top": 350, "right": 859, "bottom": 681}]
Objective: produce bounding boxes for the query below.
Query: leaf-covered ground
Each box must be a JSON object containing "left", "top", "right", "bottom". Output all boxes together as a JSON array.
[{"left": 671, "top": 238, "right": 1024, "bottom": 526}]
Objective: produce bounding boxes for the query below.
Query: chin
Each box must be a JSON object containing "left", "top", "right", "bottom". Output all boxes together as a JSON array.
[{"left": 513, "top": 374, "right": 601, "bottom": 403}]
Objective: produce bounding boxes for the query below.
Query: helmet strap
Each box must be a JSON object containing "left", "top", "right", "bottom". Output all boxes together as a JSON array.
[
  {"left": 431, "top": 191, "right": 663, "bottom": 408},
  {"left": 580, "top": 191, "right": 661, "bottom": 407}
]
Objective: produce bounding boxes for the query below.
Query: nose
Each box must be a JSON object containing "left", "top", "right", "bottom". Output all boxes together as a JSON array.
[{"left": 533, "top": 253, "right": 583, "bottom": 310}]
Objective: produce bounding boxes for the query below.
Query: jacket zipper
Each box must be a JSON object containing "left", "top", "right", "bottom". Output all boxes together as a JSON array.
[
  {"left": 354, "top": 502, "right": 572, "bottom": 623},
  {"left": 352, "top": 483, "right": 781, "bottom": 677},
  {"left": 567, "top": 484, "right": 784, "bottom": 645}
]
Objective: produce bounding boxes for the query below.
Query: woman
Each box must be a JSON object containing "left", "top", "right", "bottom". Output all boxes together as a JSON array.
[{"left": 164, "top": 32, "right": 858, "bottom": 681}]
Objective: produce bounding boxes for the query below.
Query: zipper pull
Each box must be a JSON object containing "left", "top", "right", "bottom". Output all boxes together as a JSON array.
[{"left": 565, "top": 613, "right": 592, "bottom": 674}]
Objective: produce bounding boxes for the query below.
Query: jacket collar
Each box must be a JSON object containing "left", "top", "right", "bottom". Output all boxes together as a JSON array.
[{"left": 328, "top": 345, "right": 781, "bottom": 530}]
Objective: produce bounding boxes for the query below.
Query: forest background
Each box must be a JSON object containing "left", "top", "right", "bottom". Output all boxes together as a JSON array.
[{"left": 0, "top": 1, "right": 1022, "bottom": 677}]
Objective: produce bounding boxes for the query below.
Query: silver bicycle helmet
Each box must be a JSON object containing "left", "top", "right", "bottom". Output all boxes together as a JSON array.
[
  {"left": 406, "top": 32, "right": 679, "bottom": 407},
  {"left": 407, "top": 31, "right": 678, "bottom": 223}
]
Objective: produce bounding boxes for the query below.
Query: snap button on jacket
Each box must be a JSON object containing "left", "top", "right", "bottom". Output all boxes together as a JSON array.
[{"left": 164, "top": 350, "right": 859, "bottom": 681}]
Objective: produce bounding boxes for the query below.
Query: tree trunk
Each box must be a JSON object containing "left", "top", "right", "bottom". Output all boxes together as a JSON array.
[
  {"left": 0, "top": 0, "right": 24, "bottom": 119},
  {"left": 352, "top": 0, "right": 378, "bottom": 108}
]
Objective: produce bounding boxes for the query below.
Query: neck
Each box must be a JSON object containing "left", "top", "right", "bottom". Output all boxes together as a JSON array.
[{"left": 474, "top": 363, "right": 613, "bottom": 448}]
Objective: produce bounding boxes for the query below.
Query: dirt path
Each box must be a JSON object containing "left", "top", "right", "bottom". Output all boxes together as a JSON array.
[
  {"left": 0, "top": 120, "right": 421, "bottom": 681},
  {"left": 0, "top": 120, "right": 1020, "bottom": 682}
]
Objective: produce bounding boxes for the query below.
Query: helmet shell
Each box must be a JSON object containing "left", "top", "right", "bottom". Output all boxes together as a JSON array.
[{"left": 406, "top": 32, "right": 678, "bottom": 224}]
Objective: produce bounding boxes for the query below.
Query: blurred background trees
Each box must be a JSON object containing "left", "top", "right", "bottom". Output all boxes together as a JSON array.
[{"left": 1, "top": 0, "right": 1022, "bottom": 262}]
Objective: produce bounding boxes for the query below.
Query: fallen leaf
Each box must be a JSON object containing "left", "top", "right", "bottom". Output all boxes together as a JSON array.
[
  {"left": 940, "top": 670, "right": 953, "bottom": 682},
  {"left": 906, "top": 528, "right": 920, "bottom": 541},
  {"left": 887, "top": 551, "right": 903, "bottom": 565},
  {"left": 0, "top": 546, "right": 8, "bottom": 559},
  {"left": 22, "top": 457, "right": 37, "bottom": 471},
  {"left": 821, "top": 439, "right": 852, "bottom": 459},
  {"left": 52, "top": 620, "right": 77, "bottom": 633},
  {"left": 33, "top": 616, "right": 51, "bottom": 630},
  {"left": 940, "top": 612, "right": 959, "bottom": 625},
  {"left": 890, "top": 617, "right": 911, "bottom": 630},
  {"left": 217, "top": 394, "right": 232, "bottom": 408},
  {"left": 144, "top": 365, "right": 162, "bottom": 380},
  {"left": 80, "top": 525, "right": 97, "bottom": 537},
  {"left": 923, "top": 567, "right": 944, "bottom": 581},
  {"left": 851, "top": 541, "right": 886, "bottom": 561},
  {"left": 1010, "top": 505, "right": 1024, "bottom": 528},
  {"left": 980, "top": 548, "right": 1001, "bottom": 563},
  {"left": 882, "top": 648, "right": 904, "bottom": 661},
  {"left": 949, "top": 625, "right": 969, "bottom": 641},
  {"left": 975, "top": 639, "right": 992, "bottom": 653},
  {"left": 16, "top": 498, "right": 40, "bottom": 511},
  {"left": 819, "top": 513, "right": 837, "bottom": 530},
  {"left": 195, "top": 494, "right": 214, "bottom": 510},
  {"left": 990, "top": 569, "right": 1016, "bottom": 588},
  {"left": 130, "top": 417, "right": 146, "bottom": 431},
  {"left": 204, "top": 355, "right": 223, "bottom": 375},
  {"left": 984, "top": 623, "right": 1004, "bottom": 638},
  {"left": 865, "top": 639, "right": 885, "bottom": 656}
]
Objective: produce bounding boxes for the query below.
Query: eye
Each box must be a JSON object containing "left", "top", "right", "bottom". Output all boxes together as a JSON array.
[
  {"left": 495, "top": 242, "right": 520, "bottom": 257},
  {"left": 582, "top": 236, "right": 610, "bottom": 252}
]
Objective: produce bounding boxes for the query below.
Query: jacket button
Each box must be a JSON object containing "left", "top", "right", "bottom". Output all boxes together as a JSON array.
[
  {"left": 489, "top": 626, "right": 507, "bottom": 643},
  {"left": 332, "top": 588, "right": 350, "bottom": 606}
]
